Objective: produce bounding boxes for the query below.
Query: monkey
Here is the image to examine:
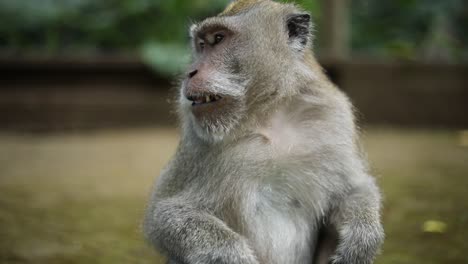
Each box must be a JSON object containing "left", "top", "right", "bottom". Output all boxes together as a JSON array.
[{"left": 143, "top": 0, "right": 384, "bottom": 264}]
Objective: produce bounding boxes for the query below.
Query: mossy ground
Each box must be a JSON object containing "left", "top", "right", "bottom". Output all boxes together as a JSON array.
[{"left": 0, "top": 127, "right": 467, "bottom": 264}]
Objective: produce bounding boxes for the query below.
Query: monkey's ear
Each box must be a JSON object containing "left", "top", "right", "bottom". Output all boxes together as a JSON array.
[{"left": 286, "top": 13, "right": 311, "bottom": 52}]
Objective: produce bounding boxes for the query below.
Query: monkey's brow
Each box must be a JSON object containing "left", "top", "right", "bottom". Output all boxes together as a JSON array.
[{"left": 195, "top": 23, "right": 229, "bottom": 38}]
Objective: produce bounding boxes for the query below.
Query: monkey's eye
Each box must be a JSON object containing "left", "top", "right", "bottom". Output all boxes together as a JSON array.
[
  {"left": 213, "top": 33, "right": 224, "bottom": 45},
  {"left": 199, "top": 40, "right": 205, "bottom": 50}
]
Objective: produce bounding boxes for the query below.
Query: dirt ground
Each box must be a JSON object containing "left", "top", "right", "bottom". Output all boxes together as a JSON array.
[{"left": 0, "top": 127, "right": 467, "bottom": 264}]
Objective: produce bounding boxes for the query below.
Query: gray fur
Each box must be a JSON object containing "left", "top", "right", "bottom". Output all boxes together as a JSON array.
[{"left": 144, "top": 1, "right": 384, "bottom": 264}]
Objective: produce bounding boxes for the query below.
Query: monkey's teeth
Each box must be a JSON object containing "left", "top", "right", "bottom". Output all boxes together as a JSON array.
[{"left": 188, "top": 94, "right": 222, "bottom": 105}]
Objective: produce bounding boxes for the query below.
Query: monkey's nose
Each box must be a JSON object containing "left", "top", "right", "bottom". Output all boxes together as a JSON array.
[{"left": 188, "top": 70, "right": 198, "bottom": 78}]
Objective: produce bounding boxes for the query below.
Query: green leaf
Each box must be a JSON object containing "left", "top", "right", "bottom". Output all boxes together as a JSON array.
[{"left": 140, "top": 42, "right": 191, "bottom": 76}]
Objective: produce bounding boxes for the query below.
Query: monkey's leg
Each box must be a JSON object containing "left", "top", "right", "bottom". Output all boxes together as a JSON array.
[
  {"left": 313, "top": 224, "right": 339, "bottom": 264},
  {"left": 145, "top": 197, "right": 259, "bottom": 264},
  {"left": 328, "top": 181, "right": 384, "bottom": 264}
]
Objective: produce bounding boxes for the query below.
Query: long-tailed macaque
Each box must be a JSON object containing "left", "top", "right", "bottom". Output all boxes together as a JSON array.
[{"left": 144, "top": 1, "right": 384, "bottom": 263}]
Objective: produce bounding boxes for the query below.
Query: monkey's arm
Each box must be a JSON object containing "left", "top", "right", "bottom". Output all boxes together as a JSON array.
[
  {"left": 327, "top": 178, "right": 384, "bottom": 264},
  {"left": 143, "top": 197, "right": 258, "bottom": 264}
]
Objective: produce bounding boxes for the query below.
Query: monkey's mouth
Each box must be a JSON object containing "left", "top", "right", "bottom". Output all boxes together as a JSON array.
[{"left": 186, "top": 94, "right": 223, "bottom": 106}]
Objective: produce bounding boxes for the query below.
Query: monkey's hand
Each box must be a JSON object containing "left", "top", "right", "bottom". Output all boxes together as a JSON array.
[
  {"left": 328, "top": 180, "right": 384, "bottom": 264},
  {"left": 144, "top": 197, "right": 259, "bottom": 264}
]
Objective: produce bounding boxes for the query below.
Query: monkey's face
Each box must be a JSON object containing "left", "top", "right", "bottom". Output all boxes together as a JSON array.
[
  {"left": 180, "top": 1, "right": 313, "bottom": 141},
  {"left": 180, "top": 18, "right": 250, "bottom": 141}
]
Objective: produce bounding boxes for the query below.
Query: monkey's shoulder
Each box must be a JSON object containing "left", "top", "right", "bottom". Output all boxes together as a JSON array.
[{"left": 254, "top": 101, "right": 353, "bottom": 155}]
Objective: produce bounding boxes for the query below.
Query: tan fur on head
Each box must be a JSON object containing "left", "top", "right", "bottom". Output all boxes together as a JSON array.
[
  {"left": 220, "top": 0, "right": 327, "bottom": 83},
  {"left": 220, "top": 0, "right": 267, "bottom": 16}
]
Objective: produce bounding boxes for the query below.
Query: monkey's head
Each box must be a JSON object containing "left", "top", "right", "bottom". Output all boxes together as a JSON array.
[{"left": 180, "top": 0, "right": 315, "bottom": 141}]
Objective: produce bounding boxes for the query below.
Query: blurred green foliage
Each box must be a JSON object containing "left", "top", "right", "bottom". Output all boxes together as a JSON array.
[
  {"left": 0, "top": 0, "right": 318, "bottom": 50},
  {"left": 0, "top": 0, "right": 229, "bottom": 52},
  {"left": 352, "top": 0, "right": 468, "bottom": 61},
  {"left": 0, "top": 0, "right": 318, "bottom": 75},
  {"left": 0, "top": 0, "right": 466, "bottom": 75}
]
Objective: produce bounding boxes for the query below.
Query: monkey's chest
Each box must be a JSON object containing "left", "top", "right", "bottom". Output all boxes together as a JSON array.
[
  {"left": 180, "top": 142, "right": 321, "bottom": 263},
  {"left": 239, "top": 194, "right": 317, "bottom": 264}
]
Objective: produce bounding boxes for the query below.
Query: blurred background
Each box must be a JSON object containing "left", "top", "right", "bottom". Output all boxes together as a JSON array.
[{"left": 0, "top": 0, "right": 467, "bottom": 263}]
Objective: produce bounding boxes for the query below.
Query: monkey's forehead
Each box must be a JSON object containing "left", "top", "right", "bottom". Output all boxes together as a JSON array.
[
  {"left": 190, "top": 0, "right": 303, "bottom": 37},
  {"left": 191, "top": 0, "right": 268, "bottom": 36},
  {"left": 219, "top": 0, "right": 268, "bottom": 16}
]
